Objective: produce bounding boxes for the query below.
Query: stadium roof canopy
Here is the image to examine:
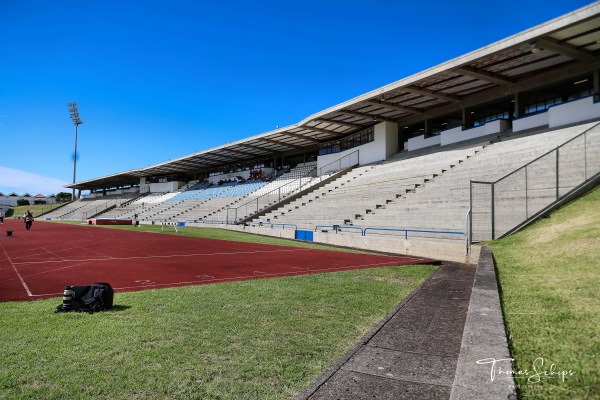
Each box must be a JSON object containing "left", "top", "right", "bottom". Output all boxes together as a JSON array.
[{"left": 68, "top": 2, "right": 600, "bottom": 191}]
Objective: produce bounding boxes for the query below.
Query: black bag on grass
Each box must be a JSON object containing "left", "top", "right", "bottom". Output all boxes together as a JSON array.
[{"left": 55, "top": 282, "right": 114, "bottom": 314}]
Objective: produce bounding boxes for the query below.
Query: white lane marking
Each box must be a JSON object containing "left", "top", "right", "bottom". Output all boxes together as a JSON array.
[
  {"left": 12, "top": 248, "right": 311, "bottom": 265},
  {"left": 0, "top": 241, "right": 33, "bottom": 297}
]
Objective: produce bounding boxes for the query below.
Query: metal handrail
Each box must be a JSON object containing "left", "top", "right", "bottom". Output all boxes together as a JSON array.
[
  {"left": 362, "top": 227, "right": 466, "bottom": 240},
  {"left": 247, "top": 222, "right": 297, "bottom": 230},
  {"left": 314, "top": 225, "right": 363, "bottom": 233},
  {"left": 316, "top": 150, "right": 360, "bottom": 176},
  {"left": 227, "top": 150, "right": 360, "bottom": 223},
  {"left": 465, "top": 208, "right": 471, "bottom": 256},
  {"left": 226, "top": 168, "right": 317, "bottom": 223}
]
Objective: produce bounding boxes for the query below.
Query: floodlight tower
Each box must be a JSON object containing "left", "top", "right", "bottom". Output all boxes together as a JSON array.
[{"left": 68, "top": 102, "right": 83, "bottom": 200}]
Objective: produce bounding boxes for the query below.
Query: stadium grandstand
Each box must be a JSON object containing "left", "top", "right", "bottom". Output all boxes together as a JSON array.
[{"left": 49, "top": 3, "right": 600, "bottom": 262}]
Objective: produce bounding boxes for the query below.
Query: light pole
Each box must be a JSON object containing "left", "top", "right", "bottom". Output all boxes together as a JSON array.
[{"left": 68, "top": 102, "right": 83, "bottom": 201}]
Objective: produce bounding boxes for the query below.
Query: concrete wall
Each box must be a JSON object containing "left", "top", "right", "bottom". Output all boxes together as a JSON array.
[
  {"left": 407, "top": 119, "right": 509, "bottom": 149},
  {"left": 406, "top": 134, "right": 441, "bottom": 151},
  {"left": 513, "top": 110, "right": 548, "bottom": 132},
  {"left": 549, "top": 96, "right": 600, "bottom": 128},
  {"left": 441, "top": 119, "right": 509, "bottom": 146},
  {"left": 513, "top": 96, "right": 600, "bottom": 133},
  {"left": 218, "top": 224, "right": 480, "bottom": 264},
  {"left": 149, "top": 181, "right": 182, "bottom": 193},
  {"left": 204, "top": 223, "right": 298, "bottom": 240},
  {"left": 312, "top": 231, "right": 479, "bottom": 264}
]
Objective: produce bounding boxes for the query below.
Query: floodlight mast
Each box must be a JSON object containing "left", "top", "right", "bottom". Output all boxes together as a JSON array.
[{"left": 68, "top": 102, "right": 83, "bottom": 201}]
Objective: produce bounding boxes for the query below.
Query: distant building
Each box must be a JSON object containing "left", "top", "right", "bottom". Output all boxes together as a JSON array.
[
  {"left": 0, "top": 192, "right": 56, "bottom": 206},
  {"left": 34, "top": 194, "right": 47, "bottom": 204}
]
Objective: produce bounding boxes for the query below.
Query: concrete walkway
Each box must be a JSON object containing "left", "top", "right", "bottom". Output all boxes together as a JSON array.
[{"left": 296, "top": 262, "right": 476, "bottom": 399}]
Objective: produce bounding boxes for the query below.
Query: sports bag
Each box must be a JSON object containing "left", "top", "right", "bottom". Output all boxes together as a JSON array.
[{"left": 55, "top": 282, "right": 114, "bottom": 314}]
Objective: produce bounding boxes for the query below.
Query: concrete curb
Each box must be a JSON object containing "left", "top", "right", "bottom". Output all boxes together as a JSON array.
[{"left": 449, "top": 246, "right": 517, "bottom": 400}]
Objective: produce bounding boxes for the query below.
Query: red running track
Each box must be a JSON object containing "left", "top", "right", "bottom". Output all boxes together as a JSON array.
[{"left": 0, "top": 219, "right": 433, "bottom": 302}]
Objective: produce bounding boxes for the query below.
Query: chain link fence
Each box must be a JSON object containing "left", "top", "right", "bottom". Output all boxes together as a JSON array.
[{"left": 470, "top": 123, "right": 600, "bottom": 242}]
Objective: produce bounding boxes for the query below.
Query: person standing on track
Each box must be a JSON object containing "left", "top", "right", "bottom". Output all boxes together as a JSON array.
[
  {"left": 24, "top": 210, "right": 34, "bottom": 230},
  {"left": 0, "top": 210, "right": 4, "bottom": 224}
]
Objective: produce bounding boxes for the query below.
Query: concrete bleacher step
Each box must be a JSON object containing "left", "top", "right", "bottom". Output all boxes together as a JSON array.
[{"left": 246, "top": 123, "right": 599, "bottom": 232}]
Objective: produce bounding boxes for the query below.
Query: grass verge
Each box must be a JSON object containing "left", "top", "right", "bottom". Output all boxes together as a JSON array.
[
  {"left": 8, "top": 203, "right": 67, "bottom": 218},
  {"left": 490, "top": 185, "right": 600, "bottom": 399},
  {"left": 0, "top": 224, "right": 437, "bottom": 399}
]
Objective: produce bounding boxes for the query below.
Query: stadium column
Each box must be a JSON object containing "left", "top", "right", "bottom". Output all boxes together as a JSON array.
[
  {"left": 594, "top": 70, "right": 600, "bottom": 98},
  {"left": 374, "top": 121, "right": 399, "bottom": 159},
  {"left": 513, "top": 93, "right": 524, "bottom": 119}
]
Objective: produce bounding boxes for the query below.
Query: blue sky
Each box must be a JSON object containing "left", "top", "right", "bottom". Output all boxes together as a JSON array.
[{"left": 0, "top": 0, "right": 593, "bottom": 195}]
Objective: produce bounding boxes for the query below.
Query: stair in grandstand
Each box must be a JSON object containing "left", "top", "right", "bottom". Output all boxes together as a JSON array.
[
  {"left": 255, "top": 164, "right": 378, "bottom": 225},
  {"left": 44, "top": 193, "right": 137, "bottom": 220},
  {"left": 100, "top": 192, "right": 177, "bottom": 220},
  {"left": 355, "top": 122, "right": 599, "bottom": 236},
  {"left": 255, "top": 141, "right": 481, "bottom": 228},
  {"left": 250, "top": 121, "right": 599, "bottom": 237},
  {"left": 219, "top": 164, "right": 342, "bottom": 224}
]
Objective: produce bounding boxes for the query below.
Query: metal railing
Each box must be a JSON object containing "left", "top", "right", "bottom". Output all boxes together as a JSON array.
[
  {"left": 470, "top": 122, "right": 600, "bottom": 242},
  {"left": 362, "top": 227, "right": 466, "bottom": 239},
  {"left": 246, "top": 222, "right": 297, "bottom": 230},
  {"left": 315, "top": 225, "right": 363, "bottom": 233},
  {"left": 226, "top": 150, "right": 359, "bottom": 224},
  {"left": 316, "top": 150, "right": 360, "bottom": 176},
  {"left": 82, "top": 200, "right": 121, "bottom": 219}
]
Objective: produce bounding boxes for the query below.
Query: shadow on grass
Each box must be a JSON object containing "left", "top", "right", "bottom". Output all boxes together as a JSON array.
[{"left": 110, "top": 304, "right": 131, "bottom": 312}]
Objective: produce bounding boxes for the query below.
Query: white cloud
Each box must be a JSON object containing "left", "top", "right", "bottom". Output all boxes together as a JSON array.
[{"left": 0, "top": 166, "right": 70, "bottom": 195}]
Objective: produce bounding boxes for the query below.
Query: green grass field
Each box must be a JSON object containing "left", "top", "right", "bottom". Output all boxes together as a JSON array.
[
  {"left": 7, "top": 203, "right": 66, "bottom": 218},
  {"left": 491, "top": 184, "right": 600, "bottom": 399},
  {"left": 4, "top": 182, "right": 597, "bottom": 399},
  {"left": 0, "top": 224, "right": 436, "bottom": 399}
]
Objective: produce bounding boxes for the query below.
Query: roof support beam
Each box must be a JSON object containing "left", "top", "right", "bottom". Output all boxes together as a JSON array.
[
  {"left": 561, "top": 26, "right": 600, "bottom": 42},
  {"left": 536, "top": 37, "right": 596, "bottom": 62},
  {"left": 363, "top": 99, "right": 425, "bottom": 115},
  {"left": 279, "top": 131, "right": 322, "bottom": 143},
  {"left": 455, "top": 66, "right": 514, "bottom": 86},
  {"left": 255, "top": 137, "right": 304, "bottom": 149},
  {"left": 335, "top": 109, "right": 399, "bottom": 123},
  {"left": 312, "top": 118, "right": 366, "bottom": 129},
  {"left": 398, "top": 59, "right": 600, "bottom": 126},
  {"left": 298, "top": 125, "right": 348, "bottom": 137},
  {"left": 212, "top": 148, "right": 259, "bottom": 158},
  {"left": 235, "top": 143, "right": 273, "bottom": 153},
  {"left": 402, "top": 86, "right": 463, "bottom": 103}
]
